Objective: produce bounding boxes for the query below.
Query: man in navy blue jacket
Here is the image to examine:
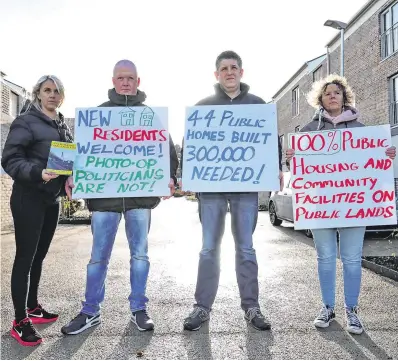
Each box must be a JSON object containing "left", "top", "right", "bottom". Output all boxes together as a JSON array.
[{"left": 182, "top": 51, "right": 282, "bottom": 331}]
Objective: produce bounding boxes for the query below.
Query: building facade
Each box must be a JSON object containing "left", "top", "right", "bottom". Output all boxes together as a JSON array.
[
  {"left": 1, "top": 72, "right": 31, "bottom": 230},
  {"left": 274, "top": 0, "right": 398, "bottom": 172},
  {"left": 272, "top": 54, "right": 327, "bottom": 170}
]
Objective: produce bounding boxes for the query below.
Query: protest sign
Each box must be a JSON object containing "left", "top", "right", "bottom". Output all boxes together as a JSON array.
[
  {"left": 72, "top": 106, "right": 170, "bottom": 199},
  {"left": 288, "top": 125, "right": 397, "bottom": 230},
  {"left": 182, "top": 104, "right": 279, "bottom": 192}
]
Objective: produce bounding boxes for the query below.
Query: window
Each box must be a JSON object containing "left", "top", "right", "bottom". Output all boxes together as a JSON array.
[
  {"left": 295, "top": 125, "right": 300, "bottom": 132},
  {"left": 390, "top": 74, "right": 398, "bottom": 126},
  {"left": 381, "top": 2, "right": 398, "bottom": 59},
  {"left": 292, "top": 86, "right": 299, "bottom": 116},
  {"left": 313, "top": 66, "right": 323, "bottom": 82},
  {"left": 9, "top": 92, "right": 19, "bottom": 118}
]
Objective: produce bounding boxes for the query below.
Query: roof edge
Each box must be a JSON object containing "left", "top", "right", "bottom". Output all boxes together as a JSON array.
[{"left": 271, "top": 54, "right": 326, "bottom": 99}]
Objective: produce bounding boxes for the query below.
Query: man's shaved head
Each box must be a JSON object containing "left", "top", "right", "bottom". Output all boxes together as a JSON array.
[
  {"left": 113, "top": 59, "right": 137, "bottom": 76},
  {"left": 112, "top": 59, "right": 140, "bottom": 95}
]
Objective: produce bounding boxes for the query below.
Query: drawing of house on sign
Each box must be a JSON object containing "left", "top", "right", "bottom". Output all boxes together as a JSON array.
[
  {"left": 140, "top": 107, "right": 154, "bottom": 126},
  {"left": 119, "top": 109, "right": 136, "bottom": 126}
]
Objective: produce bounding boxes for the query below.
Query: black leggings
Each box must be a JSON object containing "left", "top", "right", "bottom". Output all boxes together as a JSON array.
[{"left": 10, "top": 186, "right": 60, "bottom": 321}]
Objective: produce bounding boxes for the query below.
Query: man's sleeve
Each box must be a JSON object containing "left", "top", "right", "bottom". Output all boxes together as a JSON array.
[
  {"left": 180, "top": 138, "right": 184, "bottom": 174},
  {"left": 168, "top": 135, "right": 179, "bottom": 184},
  {"left": 278, "top": 135, "right": 282, "bottom": 171}
]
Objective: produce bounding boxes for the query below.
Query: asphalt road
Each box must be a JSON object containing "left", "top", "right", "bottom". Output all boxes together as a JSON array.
[{"left": 1, "top": 198, "right": 397, "bottom": 359}]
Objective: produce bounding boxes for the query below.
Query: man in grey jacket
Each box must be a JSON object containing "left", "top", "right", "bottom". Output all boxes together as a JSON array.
[{"left": 61, "top": 59, "right": 178, "bottom": 335}]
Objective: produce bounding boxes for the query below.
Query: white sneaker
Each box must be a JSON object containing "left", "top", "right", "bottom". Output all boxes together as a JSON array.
[
  {"left": 345, "top": 306, "right": 363, "bottom": 335},
  {"left": 314, "top": 305, "right": 335, "bottom": 328}
]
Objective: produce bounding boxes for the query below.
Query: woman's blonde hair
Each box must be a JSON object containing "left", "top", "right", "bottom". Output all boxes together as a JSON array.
[
  {"left": 26, "top": 75, "right": 65, "bottom": 113},
  {"left": 306, "top": 73, "right": 355, "bottom": 109}
]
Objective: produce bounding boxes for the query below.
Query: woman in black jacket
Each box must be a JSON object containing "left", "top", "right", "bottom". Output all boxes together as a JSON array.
[{"left": 2, "top": 75, "right": 73, "bottom": 346}]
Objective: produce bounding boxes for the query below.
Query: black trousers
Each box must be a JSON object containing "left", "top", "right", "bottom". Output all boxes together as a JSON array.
[{"left": 10, "top": 185, "right": 59, "bottom": 321}]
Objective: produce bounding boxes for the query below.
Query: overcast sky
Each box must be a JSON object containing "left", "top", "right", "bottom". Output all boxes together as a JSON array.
[{"left": 1, "top": 0, "right": 368, "bottom": 143}]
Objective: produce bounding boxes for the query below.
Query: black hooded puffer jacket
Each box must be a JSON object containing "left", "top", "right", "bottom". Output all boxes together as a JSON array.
[{"left": 1, "top": 106, "right": 73, "bottom": 202}]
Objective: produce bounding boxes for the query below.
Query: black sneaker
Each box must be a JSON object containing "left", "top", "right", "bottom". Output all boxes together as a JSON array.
[
  {"left": 183, "top": 306, "right": 210, "bottom": 331},
  {"left": 131, "top": 310, "right": 154, "bottom": 331},
  {"left": 11, "top": 318, "right": 43, "bottom": 347},
  {"left": 28, "top": 304, "right": 59, "bottom": 324},
  {"left": 345, "top": 306, "right": 363, "bottom": 335},
  {"left": 314, "top": 305, "right": 335, "bottom": 328},
  {"left": 61, "top": 313, "right": 101, "bottom": 335},
  {"left": 244, "top": 307, "right": 271, "bottom": 330}
]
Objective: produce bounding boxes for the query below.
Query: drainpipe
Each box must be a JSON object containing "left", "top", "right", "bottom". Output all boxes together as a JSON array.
[{"left": 340, "top": 28, "right": 345, "bottom": 76}]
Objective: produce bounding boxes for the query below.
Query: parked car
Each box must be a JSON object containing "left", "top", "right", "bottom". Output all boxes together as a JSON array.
[{"left": 268, "top": 171, "right": 398, "bottom": 237}]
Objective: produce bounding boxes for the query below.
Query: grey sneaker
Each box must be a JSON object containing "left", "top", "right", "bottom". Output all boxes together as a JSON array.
[
  {"left": 131, "top": 310, "right": 154, "bottom": 331},
  {"left": 244, "top": 307, "right": 271, "bottom": 330},
  {"left": 61, "top": 313, "right": 101, "bottom": 335},
  {"left": 183, "top": 306, "right": 210, "bottom": 331},
  {"left": 314, "top": 305, "right": 335, "bottom": 328},
  {"left": 345, "top": 306, "right": 363, "bottom": 335}
]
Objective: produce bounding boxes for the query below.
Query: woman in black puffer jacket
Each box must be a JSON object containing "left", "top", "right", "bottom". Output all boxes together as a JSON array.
[{"left": 1, "top": 75, "right": 73, "bottom": 347}]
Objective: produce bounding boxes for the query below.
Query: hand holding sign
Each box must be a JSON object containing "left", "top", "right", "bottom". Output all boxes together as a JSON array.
[
  {"left": 42, "top": 170, "right": 59, "bottom": 182},
  {"left": 65, "top": 176, "right": 75, "bottom": 200},
  {"left": 162, "top": 178, "right": 176, "bottom": 200},
  {"left": 285, "top": 148, "right": 295, "bottom": 162},
  {"left": 386, "top": 146, "right": 396, "bottom": 159}
]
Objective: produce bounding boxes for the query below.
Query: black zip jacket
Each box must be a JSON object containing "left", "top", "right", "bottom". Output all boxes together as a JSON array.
[
  {"left": 86, "top": 88, "right": 179, "bottom": 212},
  {"left": 1, "top": 107, "right": 72, "bottom": 202}
]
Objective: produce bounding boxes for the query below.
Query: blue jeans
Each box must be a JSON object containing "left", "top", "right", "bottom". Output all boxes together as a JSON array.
[
  {"left": 194, "top": 192, "right": 259, "bottom": 311},
  {"left": 81, "top": 209, "right": 151, "bottom": 316},
  {"left": 311, "top": 227, "right": 365, "bottom": 309}
]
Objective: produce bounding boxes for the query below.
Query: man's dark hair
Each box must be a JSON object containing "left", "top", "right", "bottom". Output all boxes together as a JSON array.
[{"left": 215, "top": 51, "right": 242, "bottom": 70}]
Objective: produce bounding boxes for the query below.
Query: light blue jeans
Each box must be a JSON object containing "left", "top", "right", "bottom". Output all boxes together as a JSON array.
[
  {"left": 81, "top": 209, "right": 151, "bottom": 316},
  {"left": 311, "top": 227, "right": 365, "bottom": 309},
  {"left": 194, "top": 192, "right": 260, "bottom": 311}
]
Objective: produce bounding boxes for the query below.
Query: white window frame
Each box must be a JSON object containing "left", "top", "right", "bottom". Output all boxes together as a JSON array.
[
  {"left": 313, "top": 66, "right": 323, "bottom": 83},
  {"left": 381, "top": 1, "right": 398, "bottom": 59},
  {"left": 390, "top": 73, "right": 398, "bottom": 127},
  {"left": 9, "top": 91, "right": 19, "bottom": 118},
  {"left": 292, "top": 87, "right": 299, "bottom": 117}
]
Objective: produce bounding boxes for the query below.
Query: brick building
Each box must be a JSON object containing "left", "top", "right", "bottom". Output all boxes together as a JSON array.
[
  {"left": 272, "top": 54, "right": 327, "bottom": 169},
  {"left": 1, "top": 72, "right": 31, "bottom": 231},
  {"left": 273, "top": 0, "right": 398, "bottom": 172}
]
